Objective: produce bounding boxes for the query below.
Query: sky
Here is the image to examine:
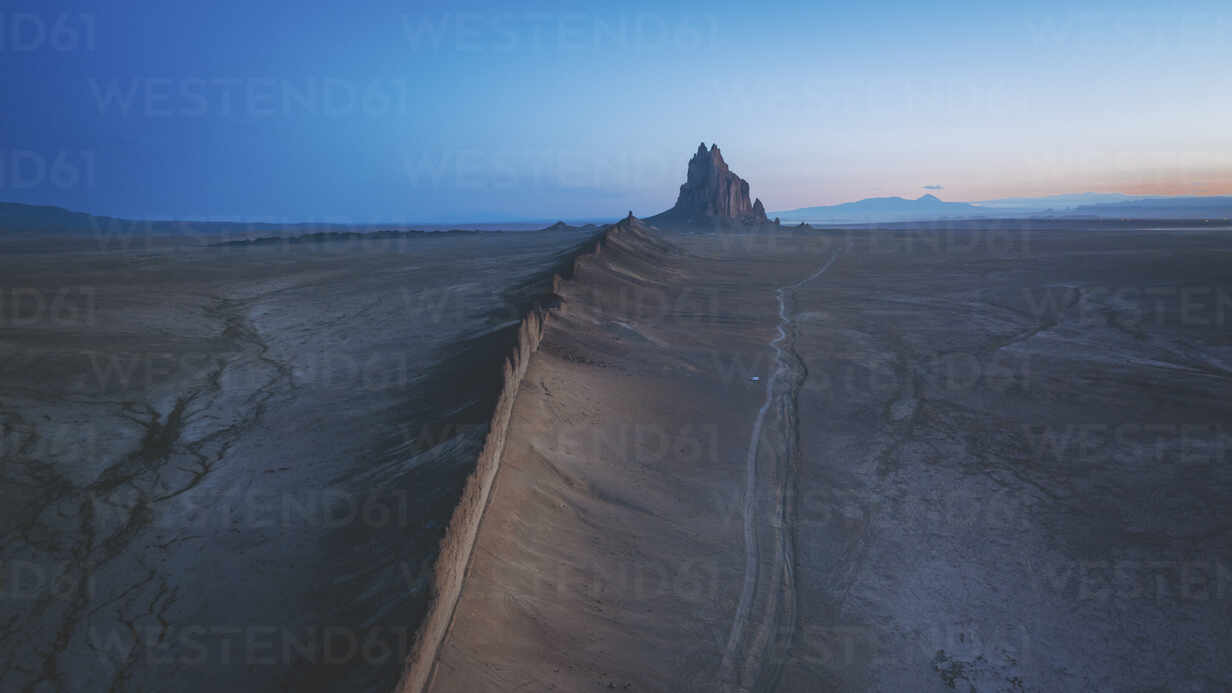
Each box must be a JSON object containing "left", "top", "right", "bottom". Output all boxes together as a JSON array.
[{"left": 2, "top": 0, "right": 1230, "bottom": 222}]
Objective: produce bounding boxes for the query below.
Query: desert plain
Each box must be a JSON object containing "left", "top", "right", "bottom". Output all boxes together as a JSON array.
[
  {"left": 2, "top": 211, "right": 1230, "bottom": 693},
  {"left": 417, "top": 217, "right": 1232, "bottom": 692}
]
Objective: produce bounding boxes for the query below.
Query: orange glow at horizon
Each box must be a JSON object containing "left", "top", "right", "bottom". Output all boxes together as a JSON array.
[{"left": 935, "top": 171, "right": 1232, "bottom": 205}]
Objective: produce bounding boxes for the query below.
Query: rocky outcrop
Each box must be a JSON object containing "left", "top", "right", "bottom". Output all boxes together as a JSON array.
[
  {"left": 397, "top": 218, "right": 659, "bottom": 693},
  {"left": 650, "top": 143, "right": 769, "bottom": 226},
  {"left": 397, "top": 304, "right": 549, "bottom": 693},
  {"left": 541, "top": 221, "right": 600, "bottom": 232}
]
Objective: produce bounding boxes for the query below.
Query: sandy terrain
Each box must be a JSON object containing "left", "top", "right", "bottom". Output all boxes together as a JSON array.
[{"left": 416, "top": 219, "right": 1232, "bottom": 691}]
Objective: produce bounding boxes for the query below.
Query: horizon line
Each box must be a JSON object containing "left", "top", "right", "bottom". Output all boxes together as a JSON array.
[{"left": 5, "top": 190, "right": 1232, "bottom": 227}]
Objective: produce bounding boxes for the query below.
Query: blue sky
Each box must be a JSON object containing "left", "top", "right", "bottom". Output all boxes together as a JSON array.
[{"left": 3, "top": 0, "right": 1229, "bottom": 221}]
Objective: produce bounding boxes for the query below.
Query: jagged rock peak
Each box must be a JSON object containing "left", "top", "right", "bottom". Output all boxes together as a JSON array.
[{"left": 658, "top": 142, "right": 767, "bottom": 225}]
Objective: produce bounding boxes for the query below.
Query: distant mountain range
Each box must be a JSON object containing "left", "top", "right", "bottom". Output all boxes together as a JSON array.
[
  {"left": 971, "top": 192, "right": 1153, "bottom": 210},
  {"left": 772, "top": 194, "right": 1232, "bottom": 223},
  {"left": 1067, "top": 197, "right": 1232, "bottom": 219},
  {"left": 773, "top": 194, "right": 985, "bottom": 223}
]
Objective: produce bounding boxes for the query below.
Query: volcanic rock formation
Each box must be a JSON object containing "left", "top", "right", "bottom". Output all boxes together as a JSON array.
[{"left": 651, "top": 143, "right": 768, "bottom": 225}]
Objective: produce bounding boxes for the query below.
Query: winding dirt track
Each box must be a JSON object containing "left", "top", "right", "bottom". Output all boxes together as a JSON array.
[{"left": 719, "top": 252, "right": 841, "bottom": 692}]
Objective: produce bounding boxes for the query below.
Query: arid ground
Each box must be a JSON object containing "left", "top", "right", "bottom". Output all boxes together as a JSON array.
[
  {"left": 0, "top": 227, "right": 597, "bottom": 692},
  {"left": 418, "top": 218, "right": 1232, "bottom": 692},
  {"left": 3, "top": 218, "right": 1230, "bottom": 692}
]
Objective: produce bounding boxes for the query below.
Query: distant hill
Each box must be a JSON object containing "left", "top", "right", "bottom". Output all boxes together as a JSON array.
[
  {"left": 0, "top": 202, "right": 354, "bottom": 237},
  {"left": 1069, "top": 196, "right": 1232, "bottom": 219},
  {"left": 0, "top": 202, "right": 107, "bottom": 234},
  {"left": 0, "top": 202, "right": 602, "bottom": 239},
  {"left": 214, "top": 220, "right": 599, "bottom": 247},
  {"left": 773, "top": 194, "right": 989, "bottom": 223},
  {"left": 541, "top": 221, "right": 600, "bottom": 233},
  {"left": 972, "top": 193, "right": 1155, "bottom": 211},
  {"left": 774, "top": 192, "right": 1232, "bottom": 223}
]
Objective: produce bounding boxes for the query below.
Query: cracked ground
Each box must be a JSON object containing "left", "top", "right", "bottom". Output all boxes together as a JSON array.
[{"left": 0, "top": 230, "right": 596, "bottom": 692}]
